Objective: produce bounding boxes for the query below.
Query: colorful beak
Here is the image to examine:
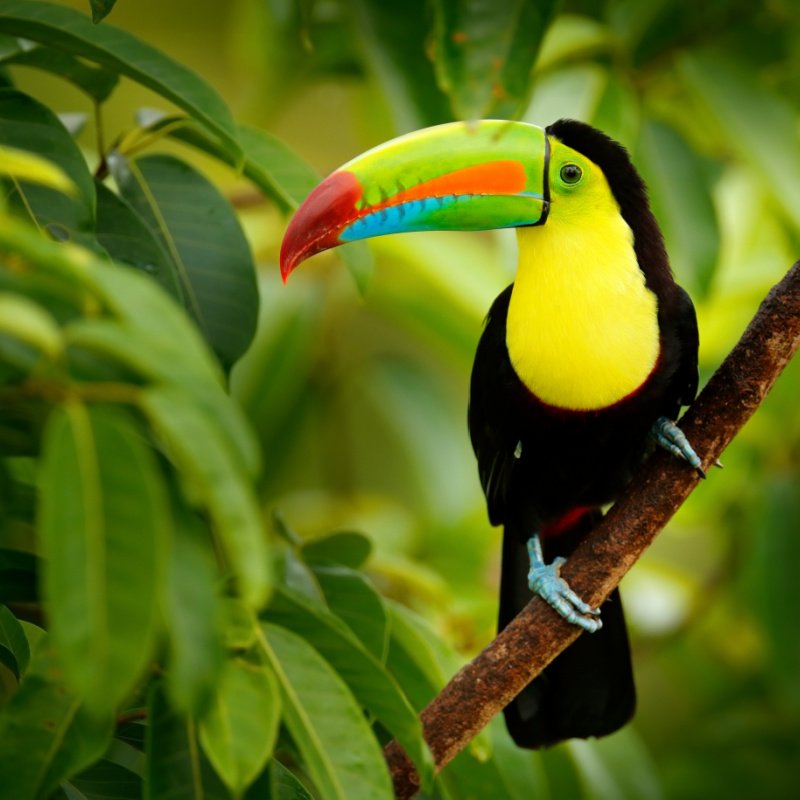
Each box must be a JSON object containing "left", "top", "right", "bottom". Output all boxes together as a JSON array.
[{"left": 280, "top": 120, "right": 550, "bottom": 280}]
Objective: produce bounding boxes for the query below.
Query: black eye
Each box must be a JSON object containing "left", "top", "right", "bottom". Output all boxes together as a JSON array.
[{"left": 560, "top": 163, "right": 583, "bottom": 185}]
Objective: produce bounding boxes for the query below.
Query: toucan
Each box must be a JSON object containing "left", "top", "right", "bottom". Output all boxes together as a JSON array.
[{"left": 280, "top": 119, "right": 702, "bottom": 748}]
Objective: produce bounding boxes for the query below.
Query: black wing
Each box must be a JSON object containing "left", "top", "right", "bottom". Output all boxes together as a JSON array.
[
  {"left": 467, "top": 286, "right": 520, "bottom": 526},
  {"left": 673, "top": 284, "right": 699, "bottom": 407},
  {"left": 661, "top": 283, "right": 699, "bottom": 415}
]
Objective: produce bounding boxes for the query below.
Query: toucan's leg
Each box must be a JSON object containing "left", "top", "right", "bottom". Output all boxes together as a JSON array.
[
  {"left": 651, "top": 416, "right": 705, "bottom": 478},
  {"left": 527, "top": 534, "right": 602, "bottom": 633}
]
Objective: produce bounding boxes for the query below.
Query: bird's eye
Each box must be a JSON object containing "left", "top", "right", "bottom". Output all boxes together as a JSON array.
[{"left": 559, "top": 163, "right": 583, "bottom": 185}]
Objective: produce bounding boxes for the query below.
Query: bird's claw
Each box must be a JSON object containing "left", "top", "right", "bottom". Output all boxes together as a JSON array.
[
  {"left": 651, "top": 417, "right": 704, "bottom": 477},
  {"left": 527, "top": 549, "right": 602, "bottom": 633}
]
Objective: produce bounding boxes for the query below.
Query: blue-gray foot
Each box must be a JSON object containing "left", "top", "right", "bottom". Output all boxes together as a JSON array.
[
  {"left": 526, "top": 534, "right": 602, "bottom": 633},
  {"left": 651, "top": 416, "right": 705, "bottom": 478}
]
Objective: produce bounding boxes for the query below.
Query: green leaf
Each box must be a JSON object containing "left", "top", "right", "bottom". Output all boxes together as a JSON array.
[
  {"left": 636, "top": 120, "right": 719, "bottom": 296},
  {"left": 301, "top": 531, "right": 373, "bottom": 569},
  {"left": 38, "top": 402, "right": 168, "bottom": 715},
  {"left": 281, "top": 548, "right": 326, "bottom": 605},
  {"left": 262, "top": 760, "right": 314, "bottom": 800},
  {"left": 0, "top": 217, "right": 103, "bottom": 336},
  {"left": 747, "top": 478, "right": 800, "bottom": 708},
  {"left": 66, "top": 329, "right": 260, "bottom": 478},
  {"left": 233, "top": 123, "right": 322, "bottom": 212},
  {"left": 0, "top": 641, "right": 113, "bottom": 799},
  {"left": 94, "top": 181, "right": 183, "bottom": 301},
  {"left": 384, "top": 600, "right": 451, "bottom": 710},
  {"left": 438, "top": 721, "right": 534, "bottom": 800},
  {"left": 432, "top": 0, "right": 558, "bottom": 119},
  {"left": 0, "top": 292, "right": 63, "bottom": 363},
  {"left": 678, "top": 51, "right": 800, "bottom": 229},
  {"left": 142, "top": 115, "right": 317, "bottom": 214},
  {"left": 0, "top": 142, "right": 77, "bottom": 194},
  {"left": 163, "top": 491, "right": 225, "bottom": 716},
  {"left": 258, "top": 623, "right": 394, "bottom": 800},
  {"left": 199, "top": 656, "right": 281, "bottom": 797},
  {"left": 110, "top": 152, "right": 258, "bottom": 368},
  {"left": 265, "top": 588, "right": 433, "bottom": 789},
  {"left": 0, "top": 40, "right": 118, "bottom": 101},
  {"left": 535, "top": 14, "right": 611, "bottom": 73},
  {"left": 140, "top": 385, "right": 270, "bottom": 609},
  {"left": 312, "top": 565, "right": 388, "bottom": 661},
  {"left": 232, "top": 285, "right": 326, "bottom": 472},
  {"left": 65, "top": 758, "right": 142, "bottom": 800},
  {"left": 0, "top": 603, "right": 30, "bottom": 677},
  {"left": 145, "top": 683, "right": 233, "bottom": 800},
  {"left": 0, "top": 0, "right": 240, "bottom": 157},
  {"left": 351, "top": 0, "right": 452, "bottom": 130},
  {"left": 590, "top": 75, "right": 640, "bottom": 150},
  {"left": 89, "top": 0, "right": 118, "bottom": 24},
  {"left": 0, "top": 88, "right": 95, "bottom": 244},
  {"left": 77, "top": 246, "right": 222, "bottom": 386}
]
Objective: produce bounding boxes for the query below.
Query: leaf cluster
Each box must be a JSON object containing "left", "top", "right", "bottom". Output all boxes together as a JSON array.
[{"left": 1, "top": 1, "right": 800, "bottom": 799}]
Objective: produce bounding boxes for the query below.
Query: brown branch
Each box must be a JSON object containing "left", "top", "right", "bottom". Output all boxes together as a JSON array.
[{"left": 386, "top": 261, "right": 800, "bottom": 798}]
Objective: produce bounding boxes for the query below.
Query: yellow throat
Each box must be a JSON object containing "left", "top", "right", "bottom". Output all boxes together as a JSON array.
[{"left": 506, "top": 199, "right": 660, "bottom": 411}]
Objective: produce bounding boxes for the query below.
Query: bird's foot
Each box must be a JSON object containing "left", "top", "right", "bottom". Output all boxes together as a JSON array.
[
  {"left": 651, "top": 416, "right": 705, "bottom": 478},
  {"left": 526, "top": 535, "right": 602, "bottom": 633}
]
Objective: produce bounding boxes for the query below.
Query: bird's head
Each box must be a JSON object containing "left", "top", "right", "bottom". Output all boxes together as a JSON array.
[{"left": 279, "top": 119, "right": 655, "bottom": 281}]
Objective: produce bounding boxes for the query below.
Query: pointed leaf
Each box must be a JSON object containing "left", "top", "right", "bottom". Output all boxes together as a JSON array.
[
  {"left": 140, "top": 385, "right": 269, "bottom": 608},
  {"left": 312, "top": 565, "right": 388, "bottom": 661},
  {"left": 65, "top": 758, "right": 142, "bottom": 800},
  {"left": 38, "top": 402, "right": 168, "bottom": 715},
  {"left": 0, "top": 143, "right": 77, "bottom": 194},
  {"left": 146, "top": 115, "right": 317, "bottom": 213},
  {"left": 0, "top": 0, "right": 240, "bottom": 157},
  {"left": 432, "top": 0, "right": 558, "bottom": 119},
  {"left": 0, "top": 88, "right": 95, "bottom": 244},
  {"left": 199, "top": 656, "right": 281, "bottom": 796},
  {"left": 301, "top": 531, "right": 373, "bottom": 569},
  {"left": 145, "top": 683, "right": 233, "bottom": 800},
  {"left": 281, "top": 548, "right": 326, "bottom": 605},
  {"left": 385, "top": 600, "right": 451, "bottom": 710},
  {"left": 0, "top": 40, "right": 118, "bottom": 101},
  {"left": 265, "top": 589, "right": 432, "bottom": 788},
  {"left": 351, "top": 0, "right": 452, "bottom": 130},
  {"left": 94, "top": 181, "right": 183, "bottom": 301},
  {"left": 0, "top": 603, "right": 30, "bottom": 677},
  {"left": 89, "top": 0, "right": 118, "bottom": 24},
  {"left": 78, "top": 245, "right": 222, "bottom": 386},
  {"left": 0, "top": 641, "right": 113, "bottom": 799},
  {"left": 259, "top": 623, "right": 394, "bottom": 800},
  {"left": 110, "top": 152, "right": 258, "bottom": 368},
  {"left": 261, "top": 760, "right": 314, "bottom": 800},
  {"left": 163, "top": 491, "right": 225, "bottom": 716},
  {"left": 0, "top": 292, "right": 63, "bottom": 363}
]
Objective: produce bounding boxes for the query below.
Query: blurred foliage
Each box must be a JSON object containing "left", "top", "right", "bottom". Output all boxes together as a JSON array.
[{"left": 0, "top": 0, "right": 799, "bottom": 799}]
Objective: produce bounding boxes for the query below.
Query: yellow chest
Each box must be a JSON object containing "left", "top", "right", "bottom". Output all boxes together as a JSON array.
[{"left": 506, "top": 220, "right": 660, "bottom": 411}]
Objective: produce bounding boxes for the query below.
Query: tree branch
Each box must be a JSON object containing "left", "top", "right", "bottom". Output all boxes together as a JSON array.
[{"left": 386, "top": 261, "right": 800, "bottom": 799}]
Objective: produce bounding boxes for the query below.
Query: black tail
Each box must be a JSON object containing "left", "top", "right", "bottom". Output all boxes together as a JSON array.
[{"left": 499, "top": 511, "right": 636, "bottom": 749}]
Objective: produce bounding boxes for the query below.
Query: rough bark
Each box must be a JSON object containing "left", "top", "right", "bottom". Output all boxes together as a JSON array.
[{"left": 386, "top": 262, "right": 800, "bottom": 799}]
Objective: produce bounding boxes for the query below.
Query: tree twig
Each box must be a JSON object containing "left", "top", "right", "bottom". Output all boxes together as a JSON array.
[{"left": 386, "top": 261, "right": 800, "bottom": 799}]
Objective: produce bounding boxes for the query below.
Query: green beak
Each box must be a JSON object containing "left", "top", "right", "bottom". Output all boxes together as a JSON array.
[{"left": 280, "top": 120, "right": 550, "bottom": 280}]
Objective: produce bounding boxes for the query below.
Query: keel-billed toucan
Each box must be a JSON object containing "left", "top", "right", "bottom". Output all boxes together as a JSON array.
[{"left": 280, "top": 119, "right": 702, "bottom": 748}]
